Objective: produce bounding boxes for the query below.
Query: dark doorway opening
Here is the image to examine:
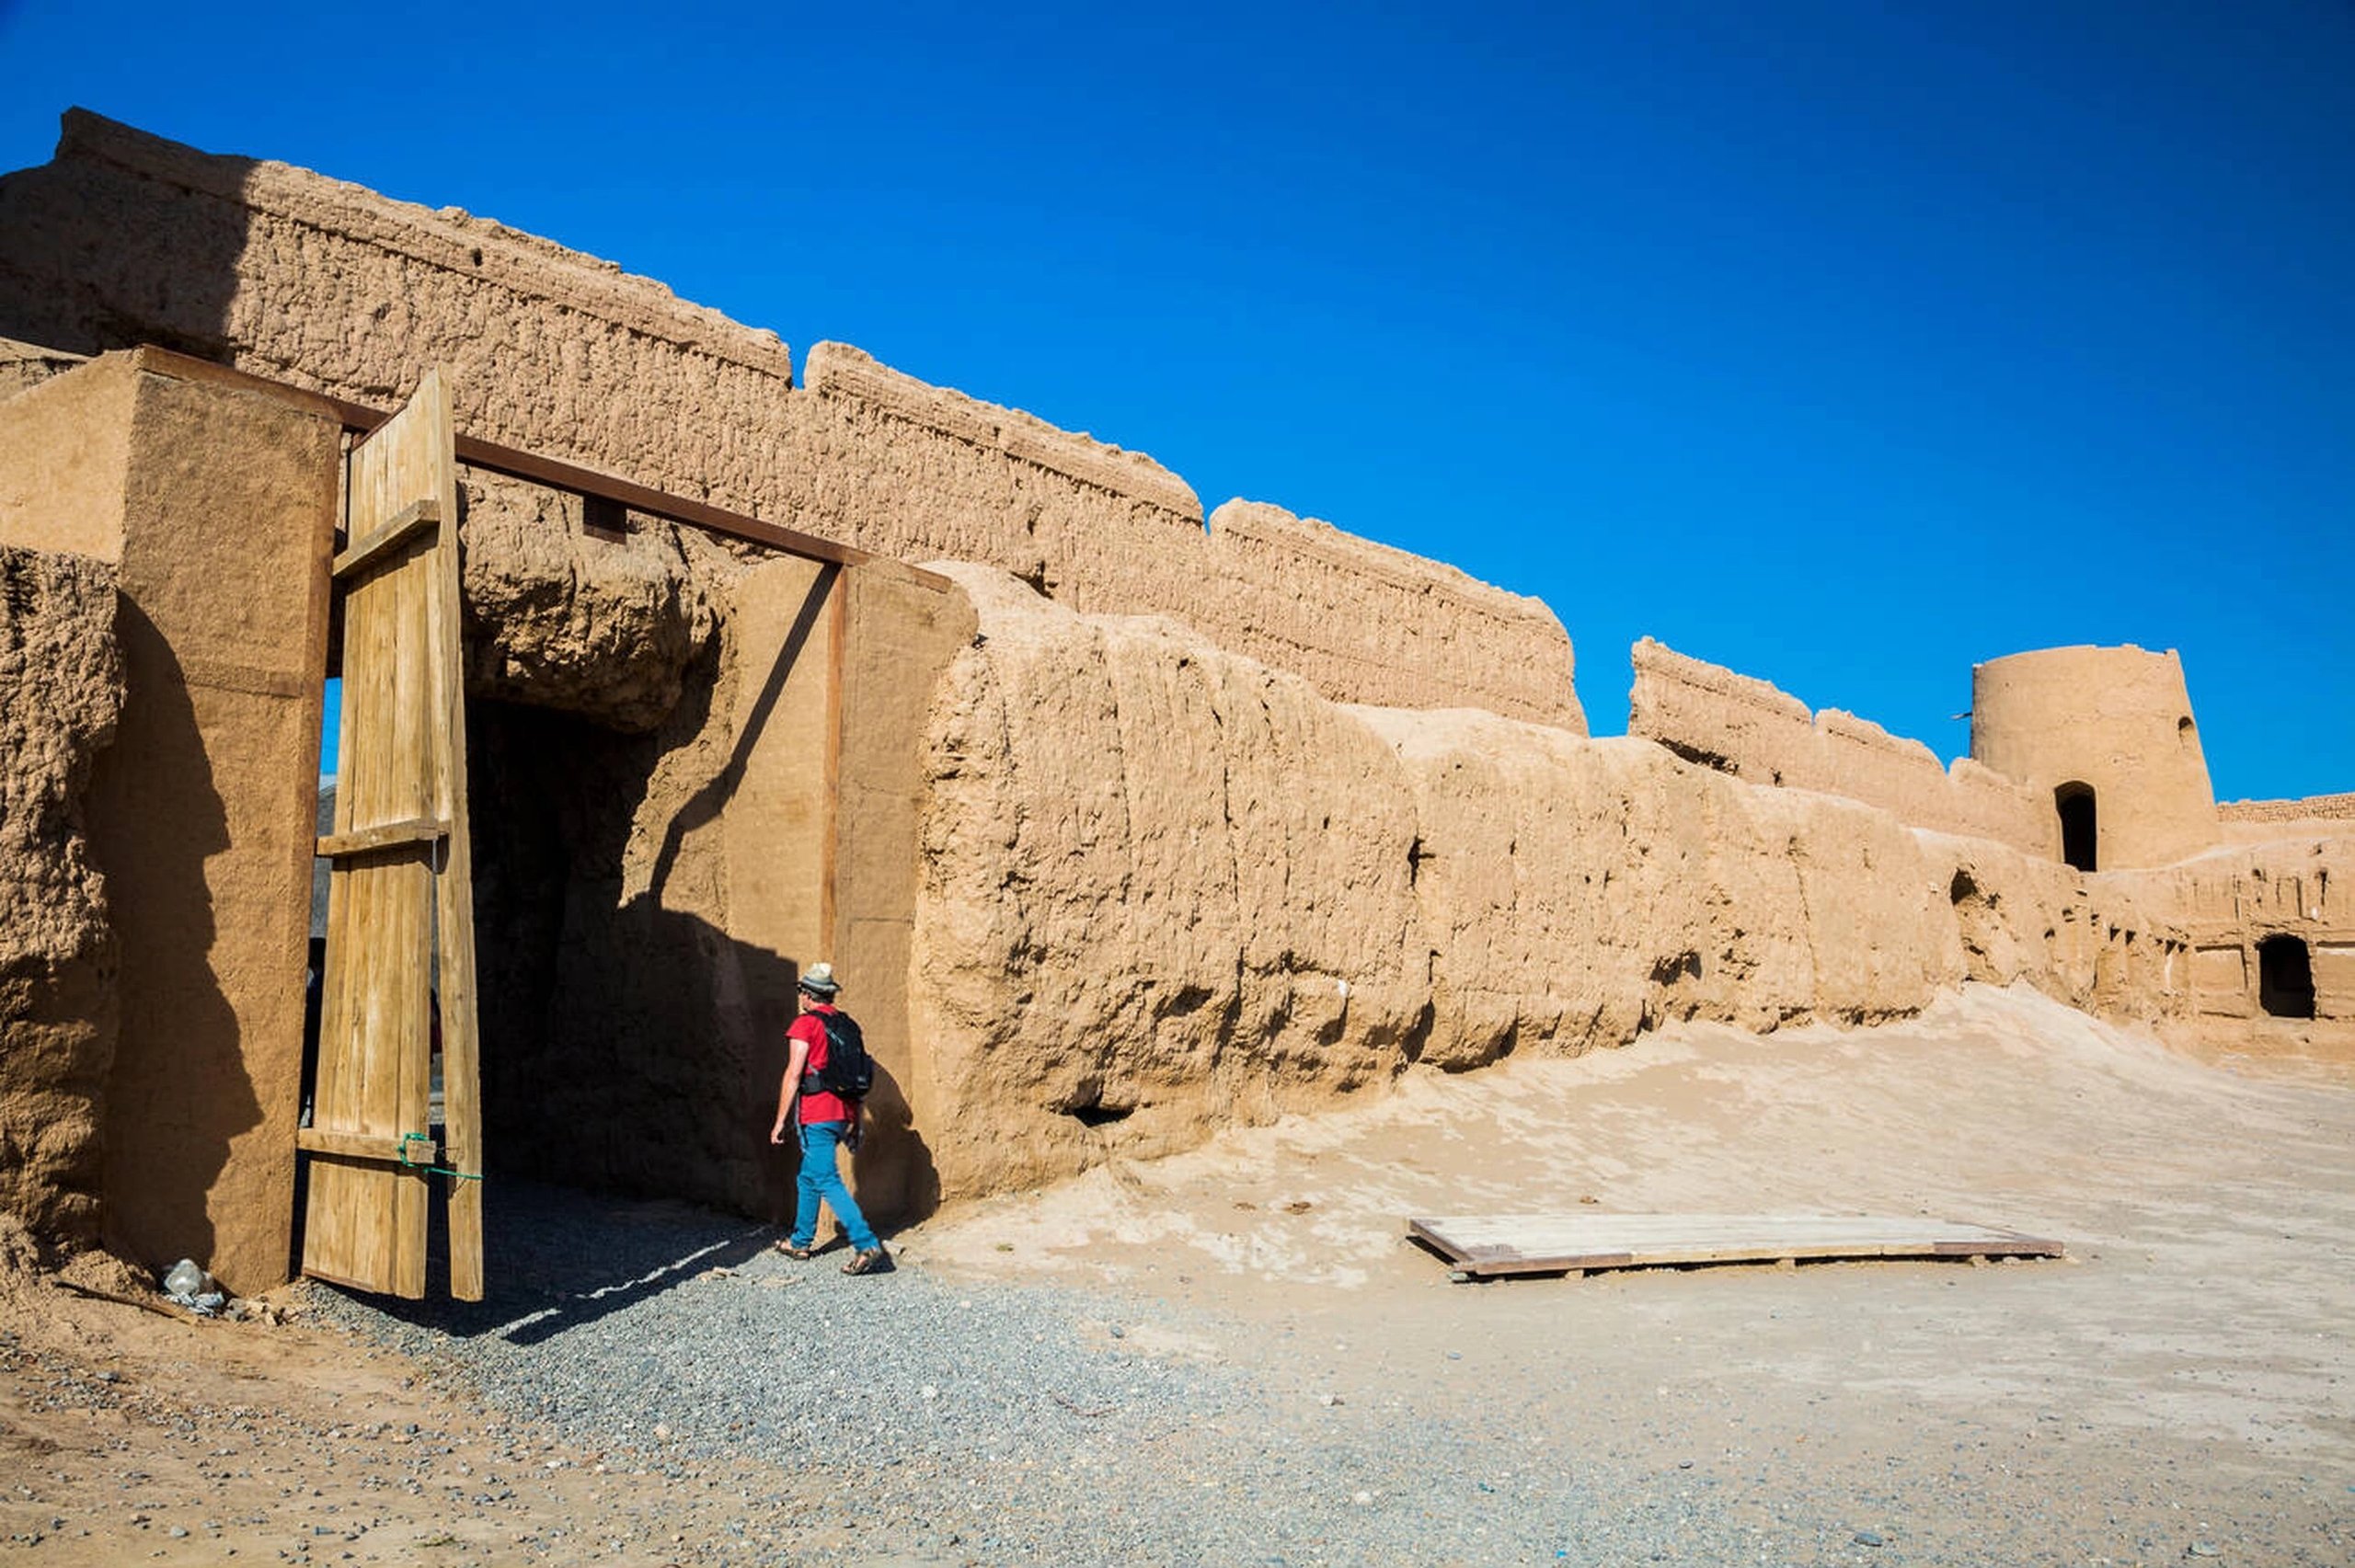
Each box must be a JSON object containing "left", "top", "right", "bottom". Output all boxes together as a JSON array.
[
  {"left": 2257, "top": 935, "right": 2316, "bottom": 1019},
  {"left": 2055, "top": 784, "right": 2097, "bottom": 873}
]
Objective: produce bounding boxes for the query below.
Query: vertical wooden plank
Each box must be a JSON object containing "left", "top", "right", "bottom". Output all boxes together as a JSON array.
[
  {"left": 370, "top": 386, "right": 433, "bottom": 1301},
  {"left": 416, "top": 371, "right": 485, "bottom": 1302},
  {"left": 306, "top": 853, "right": 431, "bottom": 1291},
  {"left": 820, "top": 568, "right": 847, "bottom": 950}
]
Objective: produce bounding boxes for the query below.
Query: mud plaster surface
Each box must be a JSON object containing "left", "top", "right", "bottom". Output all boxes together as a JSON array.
[{"left": 2, "top": 984, "right": 2349, "bottom": 1565}]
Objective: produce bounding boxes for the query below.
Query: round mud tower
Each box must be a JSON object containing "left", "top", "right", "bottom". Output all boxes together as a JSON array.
[{"left": 1970, "top": 645, "right": 2217, "bottom": 871}]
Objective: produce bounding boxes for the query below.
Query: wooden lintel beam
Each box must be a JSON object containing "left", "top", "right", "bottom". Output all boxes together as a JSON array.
[
  {"left": 125, "top": 344, "right": 949, "bottom": 588},
  {"left": 452, "top": 434, "right": 902, "bottom": 575}
]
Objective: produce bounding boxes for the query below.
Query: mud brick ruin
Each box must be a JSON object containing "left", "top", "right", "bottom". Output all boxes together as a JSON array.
[{"left": 2, "top": 110, "right": 2347, "bottom": 1297}]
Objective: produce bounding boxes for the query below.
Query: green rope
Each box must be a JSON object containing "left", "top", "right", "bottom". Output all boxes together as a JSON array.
[{"left": 398, "top": 1131, "right": 484, "bottom": 1181}]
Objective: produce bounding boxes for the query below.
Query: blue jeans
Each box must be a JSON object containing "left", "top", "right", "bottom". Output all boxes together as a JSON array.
[{"left": 791, "top": 1120, "right": 879, "bottom": 1253}]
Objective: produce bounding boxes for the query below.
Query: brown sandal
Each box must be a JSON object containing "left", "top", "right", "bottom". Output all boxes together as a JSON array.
[
  {"left": 840, "top": 1247, "right": 892, "bottom": 1276},
  {"left": 775, "top": 1241, "right": 817, "bottom": 1260}
]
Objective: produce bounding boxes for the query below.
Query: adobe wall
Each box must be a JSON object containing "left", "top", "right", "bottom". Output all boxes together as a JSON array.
[
  {"left": 817, "top": 564, "right": 980, "bottom": 1218},
  {"left": 0, "top": 338, "right": 85, "bottom": 402},
  {"left": 2215, "top": 793, "right": 2355, "bottom": 846},
  {"left": 1971, "top": 645, "right": 2219, "bottom": 870},
  {"left": 909, "top": 570, "right": 2186, "bottom": 1199},
  {"left": 1627, "top": 637, "right": 2052, "bottom": 854},
  {"left": 798, "top": 349, "right": 1579, "bottom": 727},
  {"left": 0, "top": 109, "right": 1582, "bottom": 732},
  {"left": 2106, "top": 837, "right": 2355, "bottom": 1063},
  {"left": 0, "top": 544, "right": 121, "bottom": 1248},
  {"left": 0, "top": 351, "right": 337, "bottom": 1293}
]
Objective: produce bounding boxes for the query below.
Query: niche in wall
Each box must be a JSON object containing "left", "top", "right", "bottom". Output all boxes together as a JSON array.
[
  {"left": 2056, "top": 783, "right": 2097, "bottom": 873},
  {"left": 2257, "top": 934, "right": 2316, "bottom": 1020}
]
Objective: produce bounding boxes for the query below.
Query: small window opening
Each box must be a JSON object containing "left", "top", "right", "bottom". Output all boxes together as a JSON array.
[
  {"left": 581, "top": 493, "right": 627, "bottom": 541},
  {"left": 2257, "top": 935, "right": 2316, "bottom": 1019},
  {"left": 2055, "top": 784, "right": 2097, "bottom": 873}
]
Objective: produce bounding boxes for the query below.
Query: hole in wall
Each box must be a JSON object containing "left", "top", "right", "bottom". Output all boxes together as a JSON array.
[
  {"left": 581, "top": 493, "right": 627, "bottom": 541},
  {"left": 2257, "top": 934, "right": 2316, "bottom": 1019},
  {"left": 1063, "top": 1097, "right": 1132, "bottom": 1128},
  {"left": 1659, "top": 738, "right": 1738, "bottom": 775},
  {"left": 2055, "top": 783, "right": 2097, "bottom": 873},
  {"left": 1648, "top": 950, "right": 1702, "bottom": 985}
]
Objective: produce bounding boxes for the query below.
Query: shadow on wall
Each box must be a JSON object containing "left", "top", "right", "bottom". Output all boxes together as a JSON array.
[
  {"left": 646, "top": 561, "right": 838, "bottom": 896},
  {"left": 466, "top": 681, "right": 940, "bottom": 1238},
  {"left": 0, "top": 114, "right": 252, "bottom": 362},
  {"left": 91, "top": 600, "right": 258, "bottom": 1272}
]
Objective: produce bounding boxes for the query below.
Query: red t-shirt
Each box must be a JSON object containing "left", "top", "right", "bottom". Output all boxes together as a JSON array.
[{"left": 790, "top": 1006, "right": 853, "bottom": 1125}]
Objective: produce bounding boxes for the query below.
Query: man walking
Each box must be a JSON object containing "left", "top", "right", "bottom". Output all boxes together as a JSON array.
[{"left": 771, "top": 963, "right": 890, "bottom": 1275}]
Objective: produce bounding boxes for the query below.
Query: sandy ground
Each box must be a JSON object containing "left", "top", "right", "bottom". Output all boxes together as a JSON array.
[{"left": 3, "top": 983, "right": 2350, "bottom": 1564}]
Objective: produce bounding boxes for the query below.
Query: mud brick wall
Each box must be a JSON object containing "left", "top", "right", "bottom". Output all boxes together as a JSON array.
[
  {"left": 2218, "top": 793, "right": 2355, "bottom": 824},
  {"left": 0, "top": 110, "right": 1581, "bottom": 731},
  {"left": 0, "top": 544, "right": 122, "bottom": 1248},
  {"left": 909, "top": 567, "right": 2188, "bottom": 1198},
  {"left": 1628, "top": 637, "right": 2051, "bottom": 855}
]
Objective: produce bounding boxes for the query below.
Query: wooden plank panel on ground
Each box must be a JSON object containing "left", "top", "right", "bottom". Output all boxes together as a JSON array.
[{"left": 1408, "top": 1213, "right": 2064, "bottom": 1281}]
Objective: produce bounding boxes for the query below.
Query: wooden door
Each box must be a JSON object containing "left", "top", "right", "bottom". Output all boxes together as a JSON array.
[{"left": 299, "top": 368, "right": 485, "bottom": 1299}]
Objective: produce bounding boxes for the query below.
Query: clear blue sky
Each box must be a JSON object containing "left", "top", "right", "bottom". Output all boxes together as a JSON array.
[{"left": 5, "top": 1, "right": 2349, "bottom": 800}]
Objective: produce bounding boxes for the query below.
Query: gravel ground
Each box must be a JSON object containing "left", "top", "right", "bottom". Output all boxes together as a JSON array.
[
  {"left": 305, "top": 1188, "right": 1271, "bottom": 1564},
  {"left": 306, "top": 1184, "right": 1687, "bottom": 1567}
]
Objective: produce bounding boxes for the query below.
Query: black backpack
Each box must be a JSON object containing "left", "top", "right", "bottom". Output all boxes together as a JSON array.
[{"left": 803, "top": 1009, "right": 874, "bottom": 1101}]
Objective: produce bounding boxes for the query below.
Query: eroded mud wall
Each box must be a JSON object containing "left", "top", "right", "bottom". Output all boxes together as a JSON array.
[
  {"left": 0, "top": 110, "right": 1580, "bottom": 730},
  {"left": 1630, "top": 638, "right": 2051, "bottom": 854},
  {"left": 2112, "top": 837, "right": 2355, "bottom": 1060},
  {"left": 798, "top": 348, "right": 1579, "bottom": 727},
  {"left": 913, "top": 567, "right": 1428, "bottom": 1195},
  {"left": 909, "top": 569, "right": 2188, "bottom": 1199},
  {"left": 2216, "top": 792, "right": 2355, "bottom": 844},
  {"left": 0, "top": 544, "right": 122, "bottom": 1247},
  {"left": 0, "top": 352, "right": 334, "bottom": 1290}
]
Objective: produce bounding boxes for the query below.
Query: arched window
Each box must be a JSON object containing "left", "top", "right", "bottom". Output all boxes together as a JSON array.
[
  {"left": 2055, "top": 783, "right": 2097, "bottom": 873},
  {"left": 2257, "top": 935, "right": 2316, "bottom": 1019}
]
